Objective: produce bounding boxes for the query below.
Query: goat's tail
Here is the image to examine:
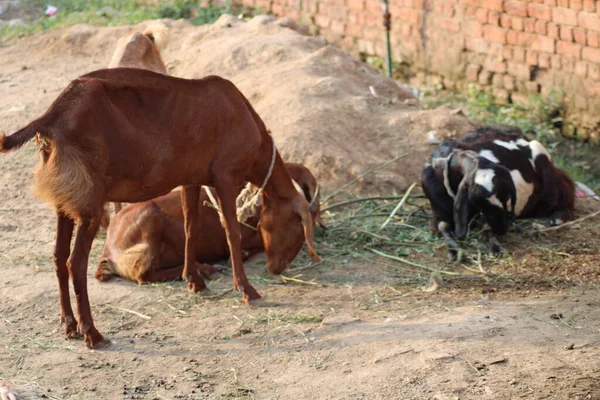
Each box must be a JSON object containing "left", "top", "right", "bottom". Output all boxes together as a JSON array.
[
  {"left": 115, "top": 243, "right": 152, "bottom": 283},
  {"left": 143, "top": 21, "right": 169, "bottom": 52},
  {"left": 0, "top": 123, "right": 39, "bottom": 153}
]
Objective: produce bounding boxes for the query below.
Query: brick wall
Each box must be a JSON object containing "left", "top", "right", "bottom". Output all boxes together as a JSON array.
[{"left": 238, "top": 0, "right": 600, "bottom": 127}]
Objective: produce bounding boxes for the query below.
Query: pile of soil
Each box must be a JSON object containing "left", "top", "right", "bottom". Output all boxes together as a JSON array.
[{"left": 0, "top": 15, "right": 476, "bottom": 195}]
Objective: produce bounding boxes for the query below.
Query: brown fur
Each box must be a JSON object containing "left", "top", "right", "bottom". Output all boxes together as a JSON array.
[
  {"left": 1, "top": 68, "right": 320, "bottom": 348},
  {"left": 96, "top": 163, "right": 321, "bottom": 284}
]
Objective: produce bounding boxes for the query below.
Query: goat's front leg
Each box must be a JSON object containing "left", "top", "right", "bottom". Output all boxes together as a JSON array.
[
  {"left": 438, "top": 221, "right": 462, "bottom": 261},
  {"left": 67, "top": 217, "right": 105, "bottom": 348},
  {"left": 486, "top": 231, "right": 502, "bottom": 257},
  {"left": 214, "top": 179, "right": 261, "bottom": 304},
  {"left": 54, "top": 212, "right": 78, "bottom": 338},
  {"left": 181, "top": 186, "right": 207, "bottom": 293}
]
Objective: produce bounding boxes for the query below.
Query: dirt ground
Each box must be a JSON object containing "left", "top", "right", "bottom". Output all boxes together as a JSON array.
[{"left": 1, "top": 16, "right": 600, "bottom": 400}]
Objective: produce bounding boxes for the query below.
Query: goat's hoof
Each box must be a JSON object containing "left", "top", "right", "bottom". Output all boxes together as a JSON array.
[
  {"left": 187, "top": 278, "right": 207, "bottom": 293},
  {"left": 488, "top": 247, "right": 502, "bottom": 258},
  {"left": 242, "top": 286, "right": 262, "bottom": 305},
  {"left": 62, "top": 317, "right": 80, "bottom": 339},
  {"left": 83, "top": 328, "right": 106, "bottom": 349}
]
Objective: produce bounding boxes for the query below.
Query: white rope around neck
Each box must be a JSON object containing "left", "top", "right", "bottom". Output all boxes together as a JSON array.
[{"left": 201, "top": 132, "right": 277, "bottom": 228}]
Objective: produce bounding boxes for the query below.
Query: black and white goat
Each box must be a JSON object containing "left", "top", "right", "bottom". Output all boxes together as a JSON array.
[{"left": 422, "top": 126, "right": 576, "bottom": 260}]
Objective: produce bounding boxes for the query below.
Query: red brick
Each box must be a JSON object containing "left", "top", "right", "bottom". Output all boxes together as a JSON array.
[
  {"left": 527, "top": 50, "right": 539, "bottom": 64},
  {"left": 507, "top": 61, "right": 531, "bottom": 79},
  {"left": 399, "top": 8, "right": 421, "bottom": 25},
  {"left": 504, "top": 75, "right": 516, "bottom": 90},
  {"left": 539, "top": 53, "right": 551, "bottom": 67},
  {"left": 551, "top": 54, "right": 562, "bottom": 68},
  {"left": 482, "top": 0, "right": 503, "bottom": 11},
  {"left": 492, "top": 73, "right": 505, "bottom": 87},
  {"left": 578, "top": 12, "right": 600, "bottom": 32},
  {"left": 545, "top": 0, "right": 557, "bottom": 5},
  {"left": 558, "top": 0, "right": 569, "bottom": 5},
  {"left": 589, "top": 32, "right": 600, "bottom": 47},
  {"left": 553, "top": 7, "right": 578, "bottom": 25},
  {"left": 526, "top": 82, "right": 541, "bottom": 93},
  {"left": 589, "top": 63, "right": 600, "bottom": 80},
  {"left": 347, "top": 0, "right": 365, "bottom": 11},
  {"left": 488, "top": 11, "right": 500, "bottom": 25},
  {"left": 557, "top": 40, "right": 582, "bottom": 57},
  {"left": 466, "top": 64, "right": 481, "bottom": 82},
  {"left": 441, "top": 17, "right": 461, "bottom": 32},
  {"left": 573, "top": 28, "right": 586, "bottom": 45},
  {"left": 569, "top": 0, "right": 583, "bottom": 10},
  {"left": 586, "top": 82, "right": 600, "bottom": 97},
  {"left": 575, "top": 61, "right": 588, "bottom": 77},
  {"left": 476, "top": 8, "right": 488, "bottom": 23},
  {"left": 524, "top": 18, "right": 536, "bottom": 33},
  {"left": 469, "top": 21, "right": 484, "bottom": 37},
  {"left": 583, "top": 0, "right": 596, "bottom": 11},
  {"left": 500, "top": 14, "right": 512, "bottom": 28},
  {"left": 479, "top": 69, "right": 493, "bottom": 85},
  {"left": 528, "top": 3, "right": 553, "bottom": 20},
  {"left": 503, "top": 45, "right": 513, "bottom": 59},
  {"left": 517, "top": 32, "right": 535, "bottom": 46},
  {"left": 507, "top": 30, "right": 519, "bottom": 44},
  {"left": 484, "top": 25, "right": 507, "bottom": 43},
  {"left": 534, "top": 20, "right": 547, "bottom": 34},
  {"left": 560, "top": 26, "right": 573, "bottom": 41},
  {"left": 485, "top": 58, "right": 508, "bottom": 72},
  {"left": 583, "top": 47, "right": 600, "bottom": 62},
  {"left": 444, "top": 4, "right": 456, "bottom": 16},
  {"left": 512, "top": 17, "right": 524, "bottom": 31},
  {"left": 513, "top": 46, "right": 526, "bottom": 62},
  {"left": 344, "top": 23, "right": 363, "bottom": 36},
  {"left": 413, "top": 0, "right": 426, "bottom": 10},
  {"left": 504, "top": 1, "right": 528, "bottom": 16},
  {"left": 365, "top": 0, "right": 382, "bottom": 13},
  {"left": 547, "top": 22, "right": 559, "bottom": 38},
  {"left": 532, "top": 36, "right": 555, "bottom": 52},
  {"left": 314, "top": 15, "right": 331, "bottom": 28},
  {"left": 330, "top": 20, "right": 346, "bottom": 35}
]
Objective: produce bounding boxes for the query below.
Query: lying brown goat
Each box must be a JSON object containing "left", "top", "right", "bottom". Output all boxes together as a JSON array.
[
  {"left": 106, "top": 21, "right": 169, "bottom": 219},
  {"left": 0, "top": 68, "right": 320, "bottom": 348},
  {"left": 96, "top": 163, "right": 322, "bottom": 284}
]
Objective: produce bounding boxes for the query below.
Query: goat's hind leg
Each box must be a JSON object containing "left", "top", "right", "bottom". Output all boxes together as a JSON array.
[
  {"left": 181, "top": 186, "right": 207, "bottom": 293},
  {"left": 54, "top": 212, "right": 78, "bottom": 338},
  {"left": 68, "top": 217, "right": 105, "bottom": 348},
  {"left": 214, "top": 177, "right": 261, "bottom": 304}
]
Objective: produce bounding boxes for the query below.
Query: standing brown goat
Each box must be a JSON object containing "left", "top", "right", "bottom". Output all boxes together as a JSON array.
[
  {"left": 0, "top": 68, "right": 320, "bottom": 348},
  {"left": 106, "top": 21, "right": 169, "bottom": 218},
  {"left": 96, "top": 163, "right": 323, "bottom": 284}
]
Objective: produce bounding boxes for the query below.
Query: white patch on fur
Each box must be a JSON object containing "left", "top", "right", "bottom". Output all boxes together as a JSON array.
[
  {"left": 529, "top": 140, "right": 551, "bottom": 163},
  {"left": 510, "top": 169, "right": 534, "bottom": 216},
  {"left": 479, "top": 149, "right": 500, "bottom": 163},
  {"left": 487, "top": 194, "right": 503, "bottom": 208},
  {"left": 516, "top": 138, "right": 529, "bottom": 147},
  {"left": 493, "top": 139, "right": 520, "bottom": 150},
  {"left": 474, "top": 169, "right": 495, "bottom": 192}
]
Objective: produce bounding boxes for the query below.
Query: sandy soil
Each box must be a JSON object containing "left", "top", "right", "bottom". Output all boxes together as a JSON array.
[{"left": 0, "top": 16, "right": 599, "bottom": 400}]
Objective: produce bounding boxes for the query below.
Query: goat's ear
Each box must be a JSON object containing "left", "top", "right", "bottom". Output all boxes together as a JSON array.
[
  {"left": 309, "top": 185, "right": 327, "bottom": 230},
  {"left": 295, "top": 194, "right": 321, "bottom": 262}
]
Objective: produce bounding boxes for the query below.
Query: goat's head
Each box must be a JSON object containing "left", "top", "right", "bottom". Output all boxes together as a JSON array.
[
  {"left": 432, "top": 149, "right": 480, "bottom": 240},
  {"left": 259, "top": 191, "right": 321, "bottom": 275}
]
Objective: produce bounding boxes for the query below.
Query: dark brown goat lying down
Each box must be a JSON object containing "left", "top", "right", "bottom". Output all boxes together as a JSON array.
[
  {"left": 96, "top": 162, "right": 324, "bottom": 284},
  {"left": 0, "top": 68, "right": 320, "bottom": 348}
]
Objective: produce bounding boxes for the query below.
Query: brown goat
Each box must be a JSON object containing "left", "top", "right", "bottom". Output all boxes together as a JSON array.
[
  {"left": 0, "top": 68, "right": 321, "bottom": 348},
  {"left": 106, "top": 21, "right": 169, "bottom": 219},
  {"left": 96, "top": 163, "right": 322, "bottom": 284}
]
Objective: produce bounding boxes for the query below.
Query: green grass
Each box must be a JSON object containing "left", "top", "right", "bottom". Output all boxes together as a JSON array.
[{"left": 0, "top": 0, "right": 260, "bottom": 40}]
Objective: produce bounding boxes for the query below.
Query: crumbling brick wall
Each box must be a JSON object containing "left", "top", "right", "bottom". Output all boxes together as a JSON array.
[{"left": 239, "top": 0, "right": 600, "bottom": 128}]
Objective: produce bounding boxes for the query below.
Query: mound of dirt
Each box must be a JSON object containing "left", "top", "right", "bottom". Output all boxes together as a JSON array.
[{"left": 0, "top": 15, "right": 476, "bottom": 195}]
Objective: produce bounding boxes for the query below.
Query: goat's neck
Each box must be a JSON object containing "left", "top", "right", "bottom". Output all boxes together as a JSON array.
[{"left": 249, "top": 147, "right": 297, "bottom": 203}]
